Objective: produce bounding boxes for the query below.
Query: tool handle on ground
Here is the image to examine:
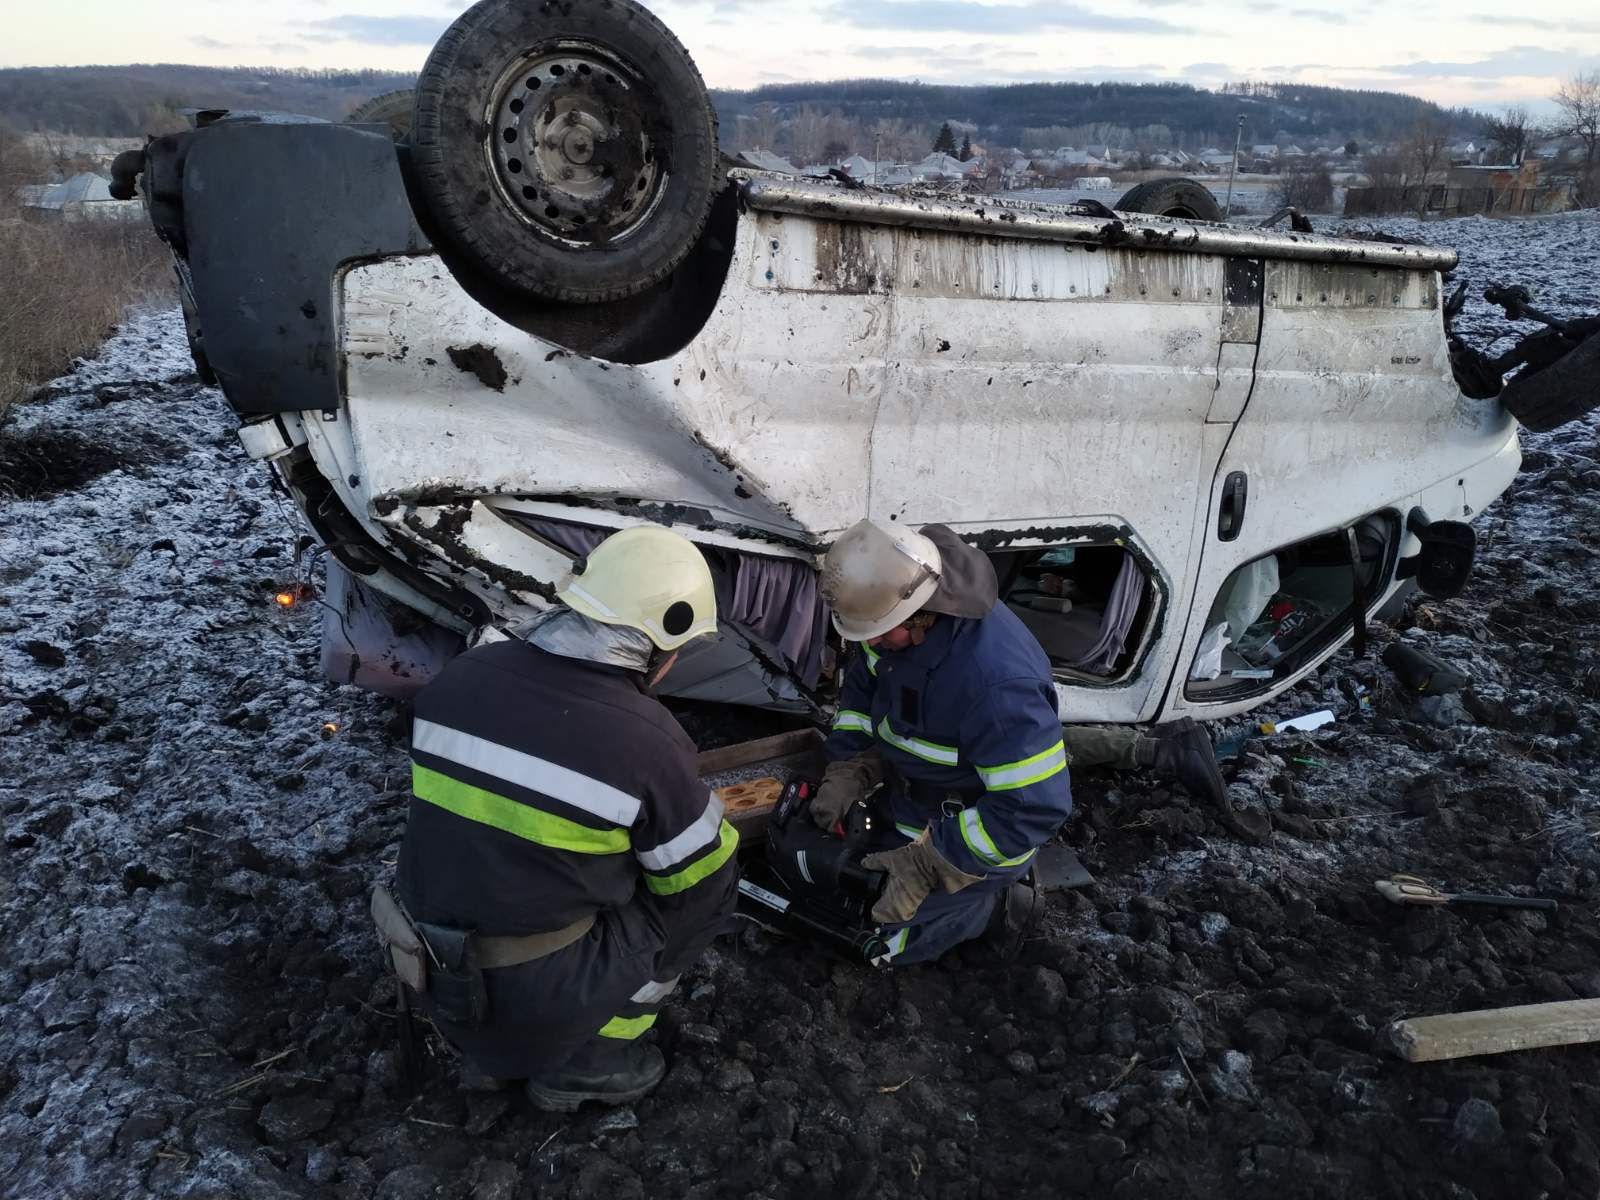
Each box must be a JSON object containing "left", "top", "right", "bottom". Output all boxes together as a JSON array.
[{"left": 1448, "top": 893, "right": 1558, "bottom": 912}]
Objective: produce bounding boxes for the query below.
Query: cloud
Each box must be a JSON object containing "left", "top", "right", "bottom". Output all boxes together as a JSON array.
[
  {"left": 1378, "top": 45, "right": 1597, "bottom": 80},
  {"left": 1466, "top": 13, "right": 1600, "bottom": 35},
  {"left": 858, "top": 40, "right": 1022, "bottom": 57},
  {"left": 303, "top": 15, "right": 452, "bottom": 45},
  {"left": 825, "top": 1, "right": 1191, "bottom": 35},
  {"left": 1286, "top": 7, "right": 1348, "bottom": 21}
]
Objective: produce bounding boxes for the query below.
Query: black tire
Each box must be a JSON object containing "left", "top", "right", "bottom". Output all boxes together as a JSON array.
[
  {"left": 411, "top": 0, "right": 721, "bottom": 305},
  {"left": 348, "top": 89, "right": 414, "bottom": 142},
  {"left": 1115, "top": 177, "right": 1224, "bottom": 221},
  {"left": 1499, "top": 332, "right": 1600, "bottom": 433}
]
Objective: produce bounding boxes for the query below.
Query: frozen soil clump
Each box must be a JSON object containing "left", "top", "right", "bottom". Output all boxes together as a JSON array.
[{"left": 2, "top": 214, "right": 1600, "bottom": 1199}]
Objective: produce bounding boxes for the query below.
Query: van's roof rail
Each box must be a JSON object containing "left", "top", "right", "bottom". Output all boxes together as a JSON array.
[{"left": 737, "top": 174, "right": 1458, "bottom": 272}]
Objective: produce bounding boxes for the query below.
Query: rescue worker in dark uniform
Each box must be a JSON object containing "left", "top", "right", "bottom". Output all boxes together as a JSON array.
[
  {"left": 393, "top": 526, "right": 738, "bottom": 1111},
  {"left": 814, "top": 519, "right": 1073, "bottom": 963}
]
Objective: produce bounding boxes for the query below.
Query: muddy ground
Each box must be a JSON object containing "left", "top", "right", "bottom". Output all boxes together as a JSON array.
[{"left": 2, "top": 211, "right": 1599, "bottom": 1200}]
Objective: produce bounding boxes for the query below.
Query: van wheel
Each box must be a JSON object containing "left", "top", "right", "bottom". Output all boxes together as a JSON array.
[
  {"left": 1498, "top": 333, "right": 1600, "bottom": 432},
  {"left": 411, "top": 0, "right": 721, "bottom": 305},
  {"left": 348, "top": 90, "right": 415, "bottom": 142},
  {"left": 1116, "top": 177, "right": 1224, "bottom": 222}
]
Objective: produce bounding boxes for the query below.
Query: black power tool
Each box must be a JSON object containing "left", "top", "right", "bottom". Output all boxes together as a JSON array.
[{"left": 735, "top": 778, "right": 891, "bottom": 962}]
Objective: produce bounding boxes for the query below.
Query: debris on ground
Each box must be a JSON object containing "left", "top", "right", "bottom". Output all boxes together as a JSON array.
[{"left": 1391, "top": 998, "right": 1600, "bottom": 1064}]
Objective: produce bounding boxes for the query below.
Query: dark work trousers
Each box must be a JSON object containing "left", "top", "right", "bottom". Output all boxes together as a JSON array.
[
  {"left": 420, "top": 896, "right": 691, "bottom": 1080},
  {"left": 867, "top": 788, "right": 1031, "bottom": 966}
]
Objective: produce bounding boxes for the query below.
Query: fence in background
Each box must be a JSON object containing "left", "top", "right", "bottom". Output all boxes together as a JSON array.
[{"left": 1343, "top": 184, "right": 1577, "bottom": 218}]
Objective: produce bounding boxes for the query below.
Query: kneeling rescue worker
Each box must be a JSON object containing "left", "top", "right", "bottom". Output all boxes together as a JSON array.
[
  {"left": 817, "top": 519, "right": 1073, "bottom": 964},
  {"left": 388, "top": 527, "right": 739, "bottom": 1111}
]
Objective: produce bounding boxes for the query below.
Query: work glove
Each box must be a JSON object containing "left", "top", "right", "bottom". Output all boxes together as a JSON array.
[
  {"left": 810, "top": 748, "right": 885, "bottom": 831},
  {"left": 860, "top": 831, "right": 983, "bottom": 924}
]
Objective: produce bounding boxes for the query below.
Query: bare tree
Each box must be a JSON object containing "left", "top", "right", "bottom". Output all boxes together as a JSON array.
[
  {"left": 1402, "top": 117, "right": 1450, "bottom": 183},
  {"left": 1481, "top": 103, "right": 1536, "bottom": 163},
  {"left": 1363, "top": 145, "right": 1405, "bottom": 190},
  {"left": 868, "top": 118, "right": 925, "bottom": 162},
  {"left": 1399, "top": 116, "right": 1450, "bottom": 214},
  {"left": 29, "top": 132, "right": 101, "bottom": 181},
  {"left": 788, "top": 107, "right": 829, "bottom": 165},
  {"left": 734, "top": 107, "right": 781, "bottom": 155},
  {"left": 1552, "top": 71, "right": 1600, "bottom": 205},
  {"left": 1277, "top": 156, "right": 1334, "bottom": 211},
  {"left": 0, "top": 120, "right": 48, "bottom": 203}
]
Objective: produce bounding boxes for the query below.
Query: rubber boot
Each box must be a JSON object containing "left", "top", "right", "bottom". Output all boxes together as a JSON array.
[
  {"left": 1150, "top": 718, "right": 1229, "bottom": 811},
  {"left": 524, "top": 1037, "right": 666, "bottom": 1113},
  {"left": 983, "top": 878, "right": 1039, "bottom": 960}
]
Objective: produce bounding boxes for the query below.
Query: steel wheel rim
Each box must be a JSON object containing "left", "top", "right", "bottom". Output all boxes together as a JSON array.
[{"left": 486, "top": 41, "right": 667, "bottom": 247}]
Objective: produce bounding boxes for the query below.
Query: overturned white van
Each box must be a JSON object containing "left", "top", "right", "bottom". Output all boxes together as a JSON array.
[{"left": 114, "top": 0, "right": 1597, "bottom": 727}]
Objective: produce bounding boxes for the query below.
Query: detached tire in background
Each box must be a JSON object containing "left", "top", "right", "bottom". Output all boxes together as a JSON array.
[
  {"left": 348, "top": 90, "right": 415, "bottom": 141},
  {"left": 1498, "top": 333, "right": 1600, "bottom": 433},
  {"left": 1115, "top": 177, "right": 1224, "bottom": 222},
  {"left": 411, "top": 0, "right": 722, "bottom": 304}
]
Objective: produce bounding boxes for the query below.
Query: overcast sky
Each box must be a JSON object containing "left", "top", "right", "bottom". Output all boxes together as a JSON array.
[{"left": 5, "top": 0, "right": 1598, "bottom": 110}]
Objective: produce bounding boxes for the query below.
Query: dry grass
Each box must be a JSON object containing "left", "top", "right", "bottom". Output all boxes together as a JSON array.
[{"left": 0, "top": 205, "right": 172, "bottom": 420}]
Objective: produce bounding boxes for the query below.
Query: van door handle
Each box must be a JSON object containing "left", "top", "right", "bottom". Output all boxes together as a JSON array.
[{"left": 1218, "top": 471, "right": 1248, "bottom": 541}]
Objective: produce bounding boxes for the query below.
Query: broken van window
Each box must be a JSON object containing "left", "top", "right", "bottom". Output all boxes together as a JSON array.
[
  {"left": 994, "top": 544, "right": 1156, "bottom": 681},
  {"left": 1187, "top": 515, "right": 1397, "bottom": 698}
]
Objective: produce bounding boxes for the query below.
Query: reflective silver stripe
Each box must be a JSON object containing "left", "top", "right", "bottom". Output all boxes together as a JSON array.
[
  {"left": 630, "top": 976, "right": 680, "bottom": 1004},
  {"left": 832, "top": 710, "right": 873, "bottom": 734},
  {"left": 958, "top": 807, "right": 1036, "bottom": 868},
  {"left": 561, "top": 579, "right": 622, "bottom": 622},
  {"left": 959, "top": 807, "right": 1001, "bottom": 862},
  {"left": 876, "top": 716, "right": 959, "bottom": 765},
  {"left": 413, "top": 719, "right": 641, "bottom": 826},
  {"left": 636, "top": 792, "right": 724, "bottom": 871},
  {"left": 975, "top": 743, "right": 1069, "bottom": 791}
]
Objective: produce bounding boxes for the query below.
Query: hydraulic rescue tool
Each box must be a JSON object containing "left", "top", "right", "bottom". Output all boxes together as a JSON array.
[{"left": 735, "top": 778, "right": 892, "bottom": 962}]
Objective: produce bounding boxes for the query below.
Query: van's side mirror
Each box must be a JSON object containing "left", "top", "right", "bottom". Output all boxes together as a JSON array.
[{"left": 1395, "top": 508, "right": 1476, "bottom": 599}]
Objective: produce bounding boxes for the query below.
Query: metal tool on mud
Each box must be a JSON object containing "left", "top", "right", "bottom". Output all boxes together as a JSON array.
[{"left": 1374, "top": 874, "right": 1558, "bottom": 912}]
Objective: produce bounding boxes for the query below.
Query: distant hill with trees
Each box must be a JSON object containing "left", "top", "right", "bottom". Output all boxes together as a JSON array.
[
  {"left": 0, "top": 64, "right": 1476, "bottom": 161},
  {"left": 712, "top": 79, "right": 1480, "bottom": 162},
  {"left": 0, "top": 65, "right": 417, "bottom": 135}
]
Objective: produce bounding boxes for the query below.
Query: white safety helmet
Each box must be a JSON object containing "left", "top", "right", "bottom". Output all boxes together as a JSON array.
[
  {"left": 556, "top": 526, "right": 718, "bottom": 652},
  {"left": 821, "top": 518, "right": 943, "bottom": 642}
]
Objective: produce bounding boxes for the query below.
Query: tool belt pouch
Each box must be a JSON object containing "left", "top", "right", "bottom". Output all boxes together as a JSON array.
[
  {"left": 370, "top": 885, "right": 426, "bottom": 993},
  {"left": 414, "top": 922, "right": 489, "bottom": 1029}
]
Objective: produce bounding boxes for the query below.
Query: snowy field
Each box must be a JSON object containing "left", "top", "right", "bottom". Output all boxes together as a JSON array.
[{"left": 1, "top": 210, "right": 1598, "bottom": 1199}]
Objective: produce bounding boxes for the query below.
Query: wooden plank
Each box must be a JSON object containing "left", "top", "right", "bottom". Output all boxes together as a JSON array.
[
  {"left": 695, "top": 728, "right": 821, "bottom": 775},
  {"left": 714, "top": 777, "right": 783, "bottom": 817},
  {"left": 1389, "top": 998, "right": 1600, "bottom": 1063}
]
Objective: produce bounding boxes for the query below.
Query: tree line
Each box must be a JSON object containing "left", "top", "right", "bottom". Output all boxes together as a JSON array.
[
  {"left": 0, "top": 65, "right": 418, "bottom": 136},
  {"left": 711, "top": 77, "right": 1477, "bottom": 162},
  {"left": 1, "top": 63, "right": 1479, "bottom": 155}
]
